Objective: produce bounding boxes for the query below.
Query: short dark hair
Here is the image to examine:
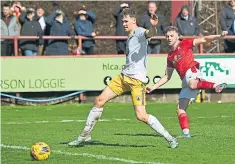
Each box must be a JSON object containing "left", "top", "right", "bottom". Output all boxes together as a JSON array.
[
  {"left": 165, "top": 26, "right": 179, "bottom": 34},
  {"left": 3, "top": 3, "right": 10, "bottom": 8},
  {"left": 123, "top": 8, "right": 137, "bottom": 18},
  {"left": 148, "top": 1, "right": 158, "bottom": 6}
]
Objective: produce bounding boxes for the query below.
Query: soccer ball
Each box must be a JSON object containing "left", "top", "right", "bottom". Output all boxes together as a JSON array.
[{"left": 30, "top": 142, "right": 51, "bottom": 161}]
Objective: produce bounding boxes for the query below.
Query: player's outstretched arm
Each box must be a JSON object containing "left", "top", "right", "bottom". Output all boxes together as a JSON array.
[
  {"left": 145, "top": 14, "right": 158, "bottom": 38},
  {"left": 194, "top": 31, "right": 228, "bottom": 46},
  {"left": 147, "top": 67, "right": 174, "bottom": 93}
]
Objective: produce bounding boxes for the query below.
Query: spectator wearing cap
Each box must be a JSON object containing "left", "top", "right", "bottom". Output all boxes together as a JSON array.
[
  {"left": 113, "top": 3, "right": 129, "bottom": 54},
  {"left": 173, "top": 5, "right": 200, "bottom": 36},
  {"left": 75, "top": 8, "right": 96, "bottom": 55},
  {"left": 1, "top": 3, "right": 19, "bottom": 56},
  {"left": 19, "top": 8, "right": 43, "bottom": 56},
  {"left": 220, "top": 0, "right": 235, "bottom": 53},
  {"left": 139, "top": 1, "right": 167, "bottom": 54},
  {"left": 45, "top": 9, "right": 72, "bottom": 55}
]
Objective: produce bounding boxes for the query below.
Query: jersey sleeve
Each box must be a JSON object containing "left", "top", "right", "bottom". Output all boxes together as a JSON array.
[
  {"left": 135, "top": 27, "right": 146, "bottom": 41},
  {"left": 167, "top": 58, "right": 174, "bottom": 68},
  {"left": 182, "top": 39, "right": 195, "bottom": 49}
]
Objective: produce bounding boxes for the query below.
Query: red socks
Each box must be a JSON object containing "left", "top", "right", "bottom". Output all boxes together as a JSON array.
[
  {"left": 197, "top": 81, "right": 215, "bottom": 89},
  {"left": 178, "top": 113, "right": 189, "bottom": 130}
]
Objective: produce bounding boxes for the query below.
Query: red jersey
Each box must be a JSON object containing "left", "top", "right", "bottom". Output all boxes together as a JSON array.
[{"left": 167, "top": 39, "right": 199, "bottom": 79}]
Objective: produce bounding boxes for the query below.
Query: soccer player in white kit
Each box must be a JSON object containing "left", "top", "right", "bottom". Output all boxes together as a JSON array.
[{"left": 68, "top": 9, "right": 179, "bottom": 148}]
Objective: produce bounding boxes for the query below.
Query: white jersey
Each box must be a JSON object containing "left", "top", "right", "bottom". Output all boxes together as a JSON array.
[{"left": 121, "top": 27, "right": 148, "bottom": 83}]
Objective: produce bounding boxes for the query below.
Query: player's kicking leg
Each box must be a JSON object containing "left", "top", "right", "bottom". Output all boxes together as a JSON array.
[
  {"left": 194, "top": 81, "right": 227, "bottom": 93},
  {"left": 187, "top": 71, "right": 227, "bottom": 93},
  {"left": 68, "top": 86, "right": 117, "bottom": 146},
  {"left": 186, "top": 66, "right": 227, "bottom": 93}
]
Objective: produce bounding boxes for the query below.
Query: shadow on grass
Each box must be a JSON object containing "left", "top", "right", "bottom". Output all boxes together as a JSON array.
[
  {"left": 60, "top": 140, "right": 156, "bottom": 148},
  {"left": 114, "top": 133, "right": 161, "bottom": 137},
  {"left": 114, "top": 133, "right": 178, "bottom": 138}
]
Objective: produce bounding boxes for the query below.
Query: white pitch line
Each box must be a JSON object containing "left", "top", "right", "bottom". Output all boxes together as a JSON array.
[
  {"left": 1, "top": 144, "right": 163, "bottom": 164},
  {"left": 3, "top": 119, "right": 131, "bottom": 125},
  {"left": 2, "top": 116, "right": 234, "bottom": 125},
  {"left": 197, "top": 115, "right": 231, "bottom": 119}
]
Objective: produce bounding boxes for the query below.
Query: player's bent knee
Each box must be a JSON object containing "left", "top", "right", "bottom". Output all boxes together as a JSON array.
[
  {"left": 189, "top": 83, "right": 196, "bottom": 90},
  {"left": 136, "top": 114, "right": 148, "bottom": 122},
  {"left": 177, "top": 108, "right": 186, "bottom": 115},
  {"left": 94, "top": 96, "right": 106, "bottom": 108},
  {"left": 189, "top": 80, "right": 198, "bottom": 90}
]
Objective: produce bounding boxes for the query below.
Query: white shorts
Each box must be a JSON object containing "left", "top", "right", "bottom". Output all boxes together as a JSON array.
[{"left": 179, "top": 67, "right": 204, "bottom": 100}]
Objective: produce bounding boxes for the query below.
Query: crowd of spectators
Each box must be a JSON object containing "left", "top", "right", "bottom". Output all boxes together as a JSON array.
[{"left": 1, "top": 1, "right": 235, "bottom": 56}]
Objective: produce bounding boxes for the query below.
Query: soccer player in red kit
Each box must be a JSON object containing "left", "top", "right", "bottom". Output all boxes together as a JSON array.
[{"left": 147, "top": 26, "right": 228, "bottom": 138}]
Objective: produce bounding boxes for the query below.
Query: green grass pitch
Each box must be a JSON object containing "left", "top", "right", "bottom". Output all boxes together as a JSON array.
[{"left": 1, "top": 103, "right": 235, "bottom": 164}]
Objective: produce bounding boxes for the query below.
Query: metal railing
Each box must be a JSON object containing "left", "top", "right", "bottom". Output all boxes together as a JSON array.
[{"left": 1, "top": 35, "right": 235, "bottom": 56}]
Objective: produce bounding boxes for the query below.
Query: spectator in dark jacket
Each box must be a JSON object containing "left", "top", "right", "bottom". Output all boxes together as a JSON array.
[
  {"left": 220, "top": 0, "right": 235, "bottom": 53},
  {"left": 227, "top": 19, "right": 235, "bottom": 52},
  {"left": 19, "top": 8, "right": 43, "bottom": 56},
  {"left": 75, "top": 9, "right": 96, "bottom": 55},
  {"left": 139, "top": 1, "right": 167, "bottom": 54},
  {"left": 173, "top": 5, "right": 200, "bottom": 36},
  {"left": 1, "top": 3, "right": 19, "bottom": 56},
  {"left": 229, "top": 19, "right": 235, "bottom": 36},
  {"left": 113, "top": 3, "right": 129, "bottom": 54},
  {"left": 45, "top": 9, "right": 72, "bottom": 55}
]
